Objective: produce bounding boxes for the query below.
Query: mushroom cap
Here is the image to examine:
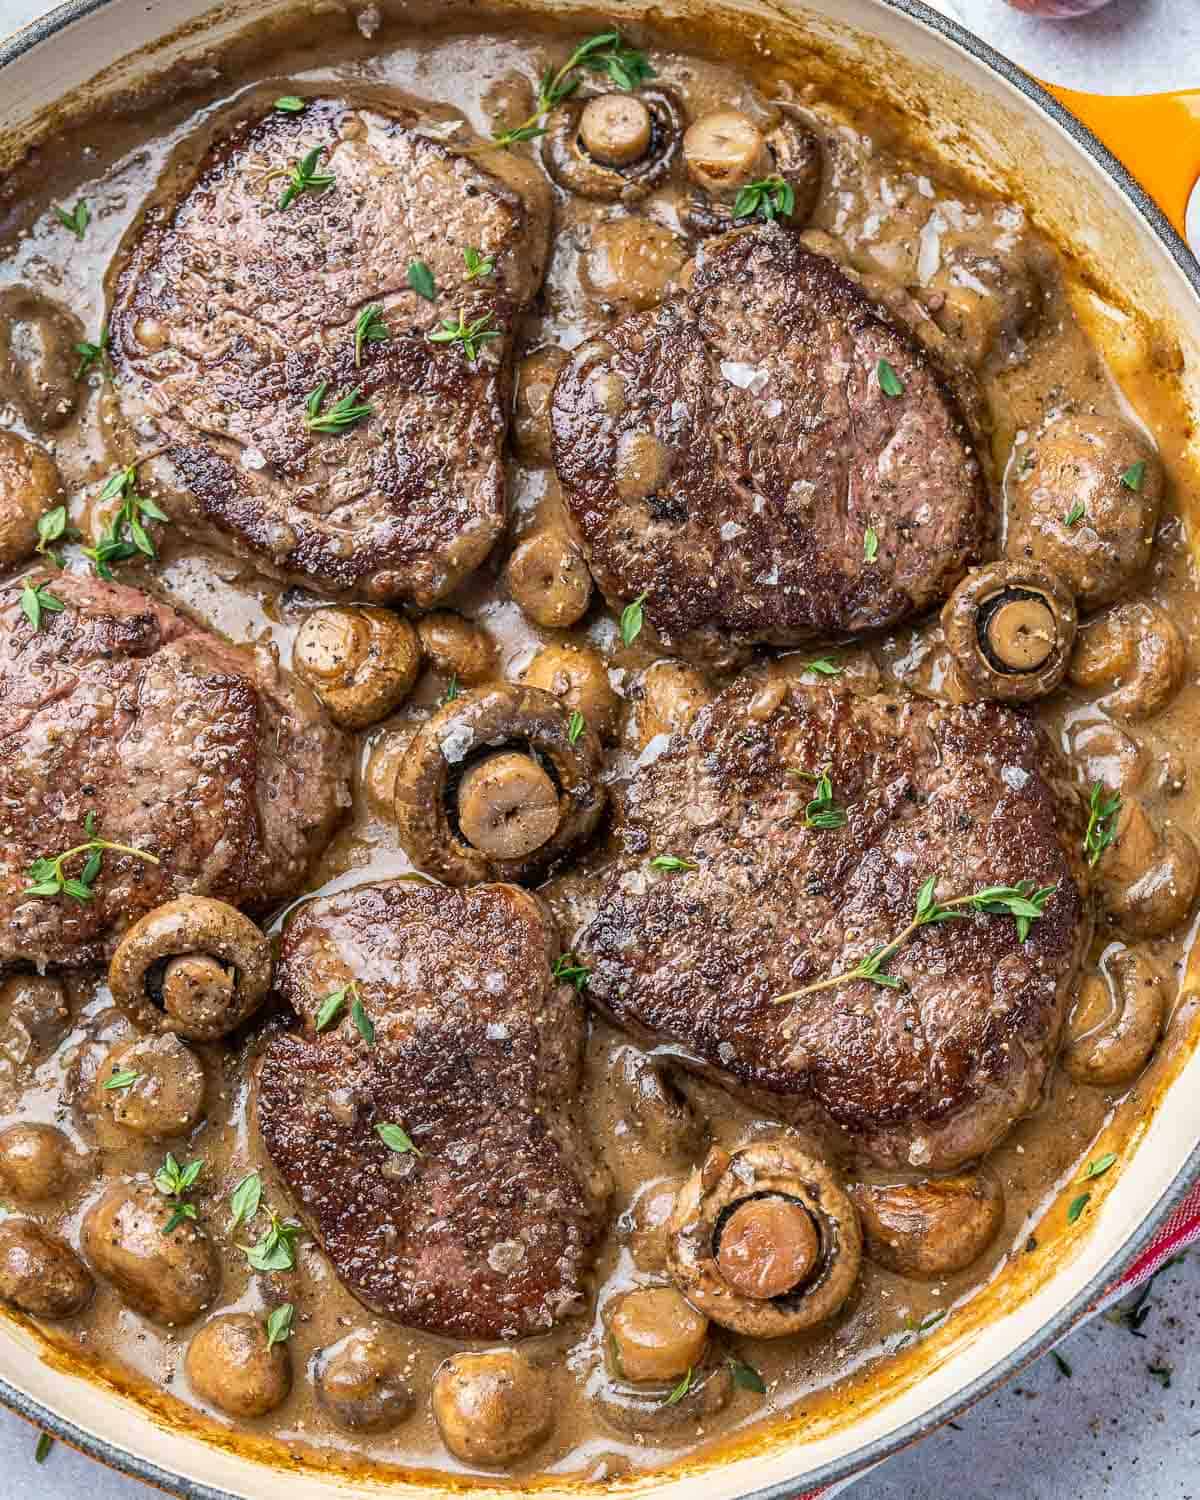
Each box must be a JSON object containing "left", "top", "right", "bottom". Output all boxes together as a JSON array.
[
  {"left": 941, "top": 559, "right": 1077, "bottom": 702},
  {"left": 683, "top": 111, "right": 822, "bottom": 237},
  {"left": 541, "top": 88, "right": 683, "bottom": 203},
  {"left": 393, "top": 682, "right": 606, "bottom": 886},
  {"left": 108, "top": 896, "right": 273, "bottom": 1040},
  {"left": 667, "top": 1137, "right": 862, "bottom": 1337}
]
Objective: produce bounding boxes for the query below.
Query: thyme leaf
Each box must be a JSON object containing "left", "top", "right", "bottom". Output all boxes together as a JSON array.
[
  {"left": 19, "top": 579, "right": 65, "bottom": 632},
  {"left": 733, "top": 176, "right": 795, "bottom": 223},
  {"left": 24, "top": 813, "right": 159, "bottom": 902},
  {"left": 303, "top": 382, "right": 374, "bottom": 434},
  {"left": 1084, "top": 781, "right": 1121, "bottom": 867},
  {"left": 620, "top": 590, "right": 647, "bottom": 646},
  {"left": 407, "top": 259, "right": 437, "bottom": 301},
  {"left": 493, "top": 31, "right": 654, "bottom": 148},
  {"left": 876, "top": 358, "right": 904, "bottom": 398},
  {"left": 375, "top": 1121, "right": 421, "bottom": 1156},
  {"left": 54, "top": 200, "right": 90, "bottom": 239},
  {"left": 427, "top": 308, "right": 501, "bottom": 361},
  {"left": 552, "top": 952, "right": 590, "bottom": 992},
  {"left": 266, "top": 1302, "right": 295, "bottom": 1350},
  {"left": 278, "top": 145, "right": 335, "bottom": 210},
  {"left": 353, "top": 304, "right": 390, "bottom": 365}
]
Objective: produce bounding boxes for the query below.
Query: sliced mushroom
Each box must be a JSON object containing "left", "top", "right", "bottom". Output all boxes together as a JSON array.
[
  {"left": 667, "top": 1138, "right": 861, "bottom": 1337},
  {"left": 108, "top": 897, "right": 273, "bottom": 1040},
  {"left": 941, "top": 560, "right": 1077, "bottom": 702},
  {"left": 292, "top": 606, "right": 420, "bottom": 729},
  {"left": 590, "top": 1345, "right": 732, "bottom": 1438},
  {"left": 542, "top": 88, "right": 683, "bottom": 203},
  {"left": 394, "top": 682, "right": 605, "bottom": 885},
  {"left": 1068, "top": 600, "right": 1186, "bottom": 721},
  {"left": 1095, "top": 796, "right": 1200, "bottom": 938},
  {"left": 522, "top": 642, "right": 621, "bottom": 742},
  {"left": 849, "top": 1170, "right": 1004, "bottom": 1278},
  {"left": 1062, "top": 943, "right": 1166, "bottom": 1086},
  {"left": 0, "top": 434, "right": 64, "bottom": 569},
  {"left": 683, "top": 109, "right": 822, "bottom": 237}
]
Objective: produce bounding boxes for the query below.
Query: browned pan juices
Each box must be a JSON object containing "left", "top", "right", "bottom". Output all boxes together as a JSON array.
[{"left": 0, "top": 1, "right": 1198, "bottom": 1487}]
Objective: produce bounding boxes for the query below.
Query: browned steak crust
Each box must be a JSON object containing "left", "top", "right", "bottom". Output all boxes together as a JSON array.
[
  {"left": 108, "top": 97, "right": 551, "bottom": 605},
  {"left": 257, "top": 879, "right": 609, "bottom": 1339},
  {"left": 0, "top": 572, "right": 350, "bottom": 969},
  {"left": 574, "top": 677, "right": 1089, "bottom": 1169},
  {"left": 551, "top": 227, "right": 988, "bottom": 664}
]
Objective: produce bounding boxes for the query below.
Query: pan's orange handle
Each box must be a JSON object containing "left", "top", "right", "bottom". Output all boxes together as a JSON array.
[{"left": 1040, "top": 83, "right": 1200, "bottom": 243}]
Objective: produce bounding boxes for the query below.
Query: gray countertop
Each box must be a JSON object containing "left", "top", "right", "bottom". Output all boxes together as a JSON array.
[{"left": 0, "top": 0, "right": 1197, "bottom": 1495}]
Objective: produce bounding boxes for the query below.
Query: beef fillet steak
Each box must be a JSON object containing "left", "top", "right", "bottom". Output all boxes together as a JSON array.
[
  {"left": 108, "top": 96, "right": 551, "bottom": 605},
  {"left": 257, "top": 879, "right": 609, "bottom": 1339},
  {"left": 551, "top": 226, "right": 989, "bottom": 665},
  {"left": 0, "top": 572, "right": 350, "bottom": 970},
  {"left": 573, "top": 675, "right": 1089, "bottom": 1170}
]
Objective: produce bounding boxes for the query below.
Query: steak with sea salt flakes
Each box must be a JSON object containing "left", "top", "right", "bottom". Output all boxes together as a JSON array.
[
  {"left": 573, "top": 674, "right": 1090, "bottom": 1170},
  {"left": 257, "top": 878, "right": 609, "bottom": 1339},
  {"left": 108, "top": 95, "right": 551, "bottom": 605},
  {"left": 551, "top": 226, "right": 989, "bottom": 666}
]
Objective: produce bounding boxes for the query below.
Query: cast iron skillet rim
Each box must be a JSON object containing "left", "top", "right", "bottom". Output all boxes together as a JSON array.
[{"left": 0, "top": 0, "right": 1197, "bottom": 1494}]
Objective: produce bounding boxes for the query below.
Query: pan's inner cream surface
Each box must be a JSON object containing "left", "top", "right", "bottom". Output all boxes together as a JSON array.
[{"left": 0, "top": 6, "right": 1198, "bottom": 1486}]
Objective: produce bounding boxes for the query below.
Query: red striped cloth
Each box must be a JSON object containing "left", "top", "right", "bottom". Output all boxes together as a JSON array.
[{"left": 796, "top": 1180, "right": 1200, "bottom": 1498}]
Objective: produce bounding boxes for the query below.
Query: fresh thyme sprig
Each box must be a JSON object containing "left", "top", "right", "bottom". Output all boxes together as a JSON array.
[
  {"left": 304, "top": 381, "right": 374, "bottom": 433},
  {"left": 733, "top": 176, "right": 795, "bottom": 223},
  {"left": 552, "top": 952, "right": 591, "bottom": 992},
  {"left": 74, "top": 325, "right": 110, "bottom": 380},
  {"left": 24, "top": 810, "right": 160, "bottom": 902},
  {"left": 54, "top": 200, "right": 90, "bottom": 240},
  {"left": 353, "top": 304, "right": 390, "bottom": 366},
  {"left": 278, "top": 146, "right": 334, "bottom": 210},
  {"left": 1084, "top": 781, "right": 1121, "bottom": 867},
  {"left": 243, "top": 1206, "right": 301, "bottom": 1272},
  {"left": 492, "top": 31, "right": 655, "bottom": 148},
  {"left": 19, "top": 578, "right": 64, "bottom": 632},
  {"left": 427, "top": 308, "right": 501, "bottom": 362},
  {"left": 773, "top": 873, "right": 1057, "bottom": 1003},
  {"left": 792, "top": 766, "right": 847, "bottom": 830},
  {"left": 463, "top": 246, "right": 495, "bottom": 280},
  {"left": 83, "top": 461, "right": 170, "bottom": 579},
  {"left": 154, "top": 1153, "right": 204, "bottom": 1235}
]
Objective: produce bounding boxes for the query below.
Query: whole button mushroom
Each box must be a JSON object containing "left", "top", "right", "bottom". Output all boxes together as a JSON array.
[
  {"left": 624, "top": 1175, "right": 685, "bottom": 1273},
  {"left": 542, "top": 88, "right": 684, "bottom": 203},
  {"left": 432, "top": 1349, "right": 552, "bottom": 1466},
  {"left": 1068, "top": 600, "right": 1186, "bottom": 722},
  {"left": 1095, "top": 797, "right": 1200, "bottom": 938},
  {"left": 849, "top": 1170, "right": 1005, "bottom": 1278},
  {"left": 514, "top": 348, "right": 570, "bottom": 465},
  {"left": 581, "top": 219, "right": 689, "bottom": 316},
  {"left": 682, "top": 107, "right": 822, "bottom": 236},
  {"left": 108, "top": 896, "right": 273, "bottom": 1041},
  {"left": 93, "top": 1032, "right": 206, "bottom": 1140},
  {"left": 0, "top": 1123, "right": 84, "bottom": 1203},
  {"left": 186, "top": 1312, "right": 292, "bottom": 1418},
  {"left": 1063, "top": 944, "right": 1166, "bottom": 1086},
  {"left": 522, "top": 642, "right": 621, "bottom": 742},
  {"left": 292, "top": 606, "right": 420, "bottom": 729},
  {"left": 626, "top": 658, "right": 714, "bottom": 752},
  {"left": 0, "top": 432, "right": 64, "bottom": 569},
  {"left": 667, "top": 1139, "right": 862, "bottom": 1337},
  {"left": 415, "top": 611, "right": 497, "bottom": 686},
  {"left": 0, "top": 286, "right": 84, "bottom": 432},
  {"left": 0, "top": 972, "right": 70, "bottom": 1073},
  {"left": 394, "top": 683, "right": 605, "bottom": 885},
  {"left": 314, "top": 1328, "right": 414, "bottom": 1433},
  {"left": 1007, "top": 413, "right": 1163, "bottom": 611},
  {"left": 942, "top": 560, "right": 1077, "bottom": 702},
  {"left": 82, "top": 1178, "right": 220, "bottom": 1326},
  {"left": 506, "top": 526, "right": 593, "bottom": 628},
  {"left": 0, "top": 1219, "right": 93, "bottom": 1319}
]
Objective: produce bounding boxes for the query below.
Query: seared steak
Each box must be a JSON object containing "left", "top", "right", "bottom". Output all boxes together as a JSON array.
[
  {"left": 551, "top": 227, "right": 988, "bottom": 665},
  {"left": 0, "top": 572, "right": 350, "bottom": 969},
  {"left": 573, "top": 675, "right": 1089, "bottom": 1169},
  {"left": 108, "top": 96, "right": 551, "bottom": 605},
  {"left": 257, "top": 879, "right": 609, "bottom": 1339}
]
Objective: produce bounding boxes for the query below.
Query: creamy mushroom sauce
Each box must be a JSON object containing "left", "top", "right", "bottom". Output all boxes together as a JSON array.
[{"left": 1, "top": 8, "right": 1199, "bottom": 1485}]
